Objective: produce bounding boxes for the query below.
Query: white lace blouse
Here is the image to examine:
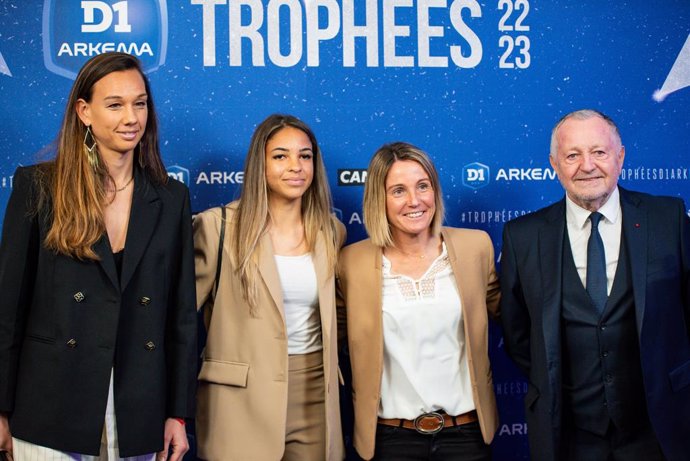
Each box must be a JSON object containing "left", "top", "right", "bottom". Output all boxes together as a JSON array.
[{"left": 378, "top": 243, "right": 476, "bottom": 419}]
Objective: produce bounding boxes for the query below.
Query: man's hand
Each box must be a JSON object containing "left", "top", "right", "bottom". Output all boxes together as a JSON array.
[{"left": 157, "top": 418, "right": 189, "bottom": 461}]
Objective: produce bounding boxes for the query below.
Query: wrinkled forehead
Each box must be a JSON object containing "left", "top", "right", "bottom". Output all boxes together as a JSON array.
[{"left": 556, "top": 117, "right": 620, "bottom": 150}]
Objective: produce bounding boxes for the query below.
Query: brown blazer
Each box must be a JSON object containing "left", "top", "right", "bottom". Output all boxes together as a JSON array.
[
  {"left": 194, "top": 202, "right": 345, "bottom": 461},
  {"left": 337, "top": 227, "right": 500, "bottom": 460}
]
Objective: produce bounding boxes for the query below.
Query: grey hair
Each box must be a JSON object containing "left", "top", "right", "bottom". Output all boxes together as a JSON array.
[{"left": 550, "top": 109, "right": 622, "bottom": 157}]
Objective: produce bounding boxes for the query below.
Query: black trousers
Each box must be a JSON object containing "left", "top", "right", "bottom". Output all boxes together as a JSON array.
[{"left": 373, "top": 421, "right": 490, "bottom": 461}]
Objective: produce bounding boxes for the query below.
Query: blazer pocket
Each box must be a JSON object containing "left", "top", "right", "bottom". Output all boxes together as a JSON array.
[
  {"left": 198, "top": 358, "right": 249, "bottom": 388},
  {"left": 646, "top": 255, "right": 679, "bottom": 279},
  {"left": 669, "top": 359, "right": 690, "bottom": 392},
  {"left": 26, "top": 333, "right": 56, "bottom": 345}
]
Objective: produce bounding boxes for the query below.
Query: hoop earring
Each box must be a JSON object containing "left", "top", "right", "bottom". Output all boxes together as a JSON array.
[{"left": 83, "top": 125, "right": 98, "bottom": 169}]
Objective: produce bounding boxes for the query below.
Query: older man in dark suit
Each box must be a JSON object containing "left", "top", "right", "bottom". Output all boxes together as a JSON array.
[{"left": 500, "top": 109, "right": 690, "bottom": 461}]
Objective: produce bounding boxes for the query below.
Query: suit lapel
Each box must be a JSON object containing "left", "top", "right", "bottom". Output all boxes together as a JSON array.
[
  {"left": 372, "top": 243, "right": 384, "bottom": 391},
  {"left": 443, "top": 228, "right": 469, "bottom": 322},
  {"left": 539, "top": 200, "right": 566, "bottom": 418},
  {"left": 258, "top": 231, "right": 285, "bottom": 323},
  {"left": 620, "top": 188, "right": 647, "bottom": 336},
  {"left": 94, "top": 234, "right": 119, "bottom": 291},
  {"left": 539, "top": 200, "right": 565, "bottom": 356},
  {"left": 120, "top": 169, "right": 161, "bottom": 291},
  {"left": 313, "top": 232, "right": 332, "bottom": 346}
]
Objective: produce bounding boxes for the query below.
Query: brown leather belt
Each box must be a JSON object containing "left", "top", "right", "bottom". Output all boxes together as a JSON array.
[{"left": 377, "top": 410, "right": 478, "bottom": 435}]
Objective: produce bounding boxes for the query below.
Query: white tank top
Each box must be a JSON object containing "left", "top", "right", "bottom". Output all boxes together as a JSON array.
[{"left": 274, "top": 253, "right": 322, "bottom": 355}]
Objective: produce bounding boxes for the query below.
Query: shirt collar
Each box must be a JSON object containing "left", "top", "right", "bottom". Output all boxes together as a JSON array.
[{"left": 565, "top": 187, "right": 621, "bottom": 229}]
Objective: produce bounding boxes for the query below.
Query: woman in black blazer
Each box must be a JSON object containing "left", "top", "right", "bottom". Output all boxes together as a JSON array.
[{"left": 0, "top": 53, "right": 196, "bottom": 460}]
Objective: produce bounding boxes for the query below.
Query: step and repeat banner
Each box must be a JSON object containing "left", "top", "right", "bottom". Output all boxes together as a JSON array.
[{"left": 1, "top": 1, "right": 689, "bottom": 459}]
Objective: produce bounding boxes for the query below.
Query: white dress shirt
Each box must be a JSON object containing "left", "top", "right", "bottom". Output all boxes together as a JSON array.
[{"left": 565, "top": 187, "right": 622, "bottom": 295}]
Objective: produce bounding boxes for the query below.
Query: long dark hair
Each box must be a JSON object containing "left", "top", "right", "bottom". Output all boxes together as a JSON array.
[
  {"left": 41, "top": 52, "right": 167, "bottom": 260},
  {"left": 233, "top": 114, "right": 338, "bottom": 312}
]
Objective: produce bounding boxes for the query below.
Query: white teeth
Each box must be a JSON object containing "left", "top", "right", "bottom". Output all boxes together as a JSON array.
[{"left": 406, "top": 211, "right": 423, "bottom": 218}]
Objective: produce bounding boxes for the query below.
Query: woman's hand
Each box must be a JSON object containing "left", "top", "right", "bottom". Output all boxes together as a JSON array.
[
  {"left": 0, "top": 413, "right": 12, "bottom": 458},
  {"left": 156, "top": 418, "right": 189, "bottom": 461}
]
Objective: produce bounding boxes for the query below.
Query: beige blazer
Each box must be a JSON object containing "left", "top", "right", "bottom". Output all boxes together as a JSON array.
[
  {"left": 337, "top": 227, "right": 501, "bottom": 460},
  {"left": 194, "top": 202, "right": 345, "bottom": 461}
]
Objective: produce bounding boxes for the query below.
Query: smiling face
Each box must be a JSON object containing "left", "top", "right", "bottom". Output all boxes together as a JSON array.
[
  {"left": 550, "top": 116, "right": 625, "bottom": 211},
  {"left": 264, "top": 126, "right": 315, "bottom": 205},
  {"left": 76, "top": 68, "right": 148, "bottom": 164},
  {"left": 384, "top": 160, "right": 436, "bottom": 240}
]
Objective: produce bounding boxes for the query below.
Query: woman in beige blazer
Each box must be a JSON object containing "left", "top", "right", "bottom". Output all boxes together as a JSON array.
[
  {"left": 194, "top": 114, "right": 345, "bottom": 461},
  {"left": 338, "top": 142, "right": 500, "bottom": 460}
]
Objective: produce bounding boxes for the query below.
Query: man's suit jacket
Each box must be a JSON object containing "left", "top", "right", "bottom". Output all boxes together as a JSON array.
[
  {"left": 500, "top": 187, "right": 690, "bottom": 461},
  {"left": 0, "top": 165, "right": 197, "bottom": 457},
  {"left": 337, "top": 227, "right": 501, "bottom": 461},
  {"left": 193, "top": 202, "right": 345, "bottom": 461}
]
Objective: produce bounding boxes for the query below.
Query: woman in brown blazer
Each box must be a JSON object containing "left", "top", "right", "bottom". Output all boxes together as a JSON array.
[
  {"left": 338, "top": 142, "right": 500, "bottom": 460},
  {"left": 194, "top": 114, "right": 345, "bottom": 461}
]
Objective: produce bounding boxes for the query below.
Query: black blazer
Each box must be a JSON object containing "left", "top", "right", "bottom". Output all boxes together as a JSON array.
[
  {"left": 500, "top": 187, "right": 690, "bottom": 461},
  {"left": 0, "top": 165, "right": 197, "bottom": 457}
]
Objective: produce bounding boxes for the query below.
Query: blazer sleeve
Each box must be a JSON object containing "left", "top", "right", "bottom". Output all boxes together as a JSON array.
[
  {"left": 499, "top": 221, "right": 531, "bottom": 377},
  {"left": 334, "top": 216, "right": 346, "bottom": 249},
  {"left": 333, "top": 218, "right": 348, "bottom": 352},
  {"left": 483, "top": 231, "right": 501, "bottom": 321},
  {"left": 193, "top": 208, "right": 223, "bottom": 322},
  {"left": 679, "top": 199, "right": 690, "bottom": 338},
  {"left": 165, "top": 187, "right": 198, "bottom": 419},
  {"left": 0, "top": 167, "right": 40, "bottom": 413},
  {"left": 336, "top": 261, "right": 347, "bottom": 354}
]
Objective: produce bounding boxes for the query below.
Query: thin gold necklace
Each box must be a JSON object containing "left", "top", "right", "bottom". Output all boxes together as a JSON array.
[
  {"left": 114, "top": 176, "right": 134, "bottom": 192},
  {"left": 395, "top": 246, "right": 428, "bottom": 259}
]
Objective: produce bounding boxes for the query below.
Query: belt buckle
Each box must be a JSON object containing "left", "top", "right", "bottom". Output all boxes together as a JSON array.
[{"left": 413, "top": 411, "right": 444, "bottom": 434}]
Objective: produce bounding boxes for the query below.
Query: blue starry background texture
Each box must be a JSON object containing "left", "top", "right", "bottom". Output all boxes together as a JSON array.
[{"left": 1, "top": 1, "right": 689, "bottom": 459}]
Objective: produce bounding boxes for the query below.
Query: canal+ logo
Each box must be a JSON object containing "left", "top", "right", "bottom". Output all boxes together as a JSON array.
[
  {"left": 43, "top": 0, "right": 168, "bottom": 79},
  {"left": 462, "top": 162, "right": 490, "bottom": 190}
]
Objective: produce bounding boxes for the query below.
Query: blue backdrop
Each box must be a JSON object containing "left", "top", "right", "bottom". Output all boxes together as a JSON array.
[{"left": 1, "top": 1, "right": 690, "bottom": 459}]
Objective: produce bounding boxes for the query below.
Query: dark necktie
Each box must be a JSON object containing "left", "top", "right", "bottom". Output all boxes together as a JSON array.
[{"left": 586, "top": 212, "right": 607, "bottom": 312}]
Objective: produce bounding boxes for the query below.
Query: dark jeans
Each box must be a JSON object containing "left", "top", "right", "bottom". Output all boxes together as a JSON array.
[{"left": 373, "top": 421, "right": 491, "bottom": 461}]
